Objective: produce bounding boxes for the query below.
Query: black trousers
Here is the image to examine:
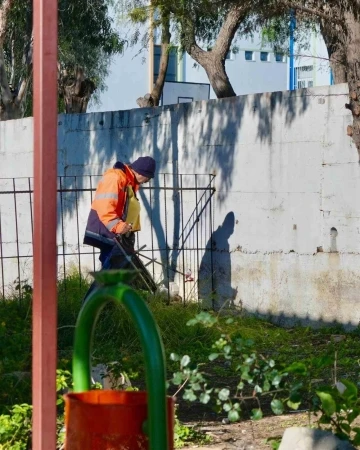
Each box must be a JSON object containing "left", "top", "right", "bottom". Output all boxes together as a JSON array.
[{"left": 81, "top": 233, "right": 156, "bottom": 306}]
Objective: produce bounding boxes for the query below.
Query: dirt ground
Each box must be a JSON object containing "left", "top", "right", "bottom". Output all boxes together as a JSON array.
[{"left": 181, "top": 412, "right": 314, "bottom": 449}]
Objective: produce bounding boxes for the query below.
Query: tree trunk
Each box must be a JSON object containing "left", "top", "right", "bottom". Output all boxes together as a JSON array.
[
  {"left": 320, "top": 22, "right": 347, "bottom": 83},
  {"left": 0, "top": 0, "right": 22, "bottom": 120},
  {"left": 59, "top": 67, "right": 96, "bottom": 114},
  {"left": 330, "top": 49, "right": 347, "bottom": 84},
  {"left": 183, "top": 4, "right": 248, "bottom": 99},
  {"left": 0, "top": 100, "right": 22, "bottom": 120},
  {"left": 343, "top": 13, "right": 360, "bottom": 159},
  {"left": 186, "top": 45, "right": 237, "bottom": 99},
  {"left": 199, "top": 53, "right": 236, "bottom": 98},
  {"left": 151, "top": 15, "right": 171, "bottom": 106},
  {"left": 137, "top": 13, "right": 171, "bottom": 108},
  {"left": 0, "top": 44, "right": 23, "bottom": 120}
]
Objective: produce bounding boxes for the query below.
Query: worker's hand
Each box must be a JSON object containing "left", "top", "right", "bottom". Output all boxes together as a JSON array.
[{"left": 117, "top": 221, "right": 132, "bottom": 235}]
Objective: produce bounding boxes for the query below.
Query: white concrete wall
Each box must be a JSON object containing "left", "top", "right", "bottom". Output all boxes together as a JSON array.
[{"left": 1, "top": 83, "right": 359, "bottom": 328}]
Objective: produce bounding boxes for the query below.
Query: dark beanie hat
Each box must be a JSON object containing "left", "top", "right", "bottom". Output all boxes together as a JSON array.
[{"left": 130, "top": 156, "right": 156, "bottom": 179}]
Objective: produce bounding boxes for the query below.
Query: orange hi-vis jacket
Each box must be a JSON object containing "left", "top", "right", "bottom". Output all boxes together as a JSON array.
[{"left": 83, "top": 162, "right": 140, "bottom": 250}]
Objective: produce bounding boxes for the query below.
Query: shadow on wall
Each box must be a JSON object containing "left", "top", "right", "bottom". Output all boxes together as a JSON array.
[
  {"left": 252, "top": 90, "right": 309, "bottom": 143},
  {"left": 59, "top": 89, "right": 311, "bottom": 205},
  {"left": 182, "top": 90, "right": 310, "bottom": 202},
  {"left": 244, "top": 308, "right": 360, "bottom": 331},
  {"left": 199, "top": 211, "right": 237, "bottom": 310},
  {"left": 57, "top": 89, "right": 310, "bottom": 280}
]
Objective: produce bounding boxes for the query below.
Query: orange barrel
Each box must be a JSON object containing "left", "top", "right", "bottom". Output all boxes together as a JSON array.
[{"left": 64, "top": 390, "right": 174, "bottom": 450}]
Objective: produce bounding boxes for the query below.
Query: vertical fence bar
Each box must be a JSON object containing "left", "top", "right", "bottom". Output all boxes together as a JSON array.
[
  {"left": 89, "top": 175, "right": 97, "bottom": 273},
  {"left": 29, "top": 178, "right": 34, "bottom": 238},
  {"left": 180, "top": 175, "right": 186, "bottom": 304},
  {"left": 195, "top": 175, "right": 200, "bottom": 302},
  {"left": 136, "top": 228, "right": 140, "bottom": 251},
  {"left": 163, "top": 174, "right": 170, "bottom": 300},
  {"left": 74, "top": 176, "right": 82, "bottom": 290},
  {"left": 59, "top": 177, "right": 67, "bottom": 297},
  {"left": 209, "top": 175, "right": 215, "bottom": 309},
  {"left": 149, "top": 179, "right": 155, "bottom": 279},
  {"left": 32, "top": 0, "right": 58, "bottom": 448},
  {"left": 0, "top": 206, "right": 4, "bottom": 299},
  {"left": 12, "top": 179, "right": 21, "bottom": 299}
]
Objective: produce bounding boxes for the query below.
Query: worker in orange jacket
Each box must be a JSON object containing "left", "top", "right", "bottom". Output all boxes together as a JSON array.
[{"left": 84, "top": 156, "right": 156, "bottom": 267}]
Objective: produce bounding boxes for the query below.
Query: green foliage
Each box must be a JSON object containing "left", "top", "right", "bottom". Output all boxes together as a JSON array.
[
  {"left": 265, "top": 436, "right": 281, "bottom": 450},
  {"left": 315, "top": 380, "right": 360, "bottom": 445},
  {"left": 57, "top": 0, "right": 124, "bottom": 94},
  {"left": 2, "top": 0, "right": 124, "bottom": 115},
  {"left": 260, "top": 14, "right": 318, "bottom": 57},
  {"left": 169, "top": 312, "right": 293, "bottom": 423},
  {"left": 0, "top": 404, "right": 32, "bottom": 450},
  {"left": 168, "top": 311, "right": 360, "bottom": 446},
  {"left": 0, "top": 274, "right": 218, "bottom": 413},
  {"left": 0, "top": 368, "right": 71, "bottom": 450},
  {"left": 174, "top": 415, "right": 211, "bottom": 448},
  {"left": 3, "top": 273, "right": 360, "bottom": 447},
  {"left": 0, "top": 368, "right": 103, "bottom": 449},
  {"left": 120, "top": 0, "right": 254, "bottom": 58}
]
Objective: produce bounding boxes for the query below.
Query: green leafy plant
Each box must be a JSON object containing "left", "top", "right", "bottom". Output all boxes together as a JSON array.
[
  {"left": 169, "top": 312, "right": 294, "bottom": 422},
  {"left": 0, "top": 370, "right": 73, "bottom": 449},
  {"left": 174, "top": 415, "right": 211, "bottom": 448},
  {"left": 4, "top": 272, "right": 360, "bottom": 447},
  {"left": 169, "top": 311, "right": 360, "bottom": 446},
  {"left": 0, "top": 403, "right": 32, "bottom": 450},
  {"left": 315, "top": 380, "right": 360, "bottom": 445},
  {"left": 265, "top": 436, "right": 281, "bottom": 450}
]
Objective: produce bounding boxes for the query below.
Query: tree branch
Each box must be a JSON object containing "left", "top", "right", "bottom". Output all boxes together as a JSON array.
[
  {"left": 0, "top": 45, "right": 13, "bottom": 105},
  {"left": 0, "top": 0, "right": 14, "bottom": 105},
  {"left": 285, "top": 2, "right": 342, "bottom": 24},
  {"left": 16, "top": 30, "right": 34, "bottom": 105},
  {"left": 16, "top": 71, "right": 32, "bottom": 106},
  {"left": 212, "top": 4, "right": 250, "bottom": 57},
  {"left": 9, "top": 32, "right": 14, "bottom": 87},
  {"left": 182, "top": 21, "right": 206, "bottom": 64},
  {"left": 74, "top": 67, "right": 84, "bottom": 96},
  {"left": 151, "top": 11, "right": 171, "bottom": 105}
]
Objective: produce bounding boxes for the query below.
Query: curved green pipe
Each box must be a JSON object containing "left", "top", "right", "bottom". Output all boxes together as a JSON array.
[{"left": 72, "top": 275, "right": 168, "bottom": 450}]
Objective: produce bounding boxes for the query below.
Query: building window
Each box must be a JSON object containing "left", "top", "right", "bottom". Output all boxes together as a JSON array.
[
  {"left": 275, "top": 53, "right": 286, "bottom": 63},
  {"left": 153, "top": 45, "right": 177, "bottom": 83},
  {"left": 297, "top": 80, "right": 314, "bottom": 89},
  {"left": 297, "top": 80, "right": 306, "bottom": 89},
  {"left": 260, "top": 51, "right": 270, "bottom": 62},
  {"left": 299, "top": 65, "right": 313, "bottom": 73},
  {"left": 245, "top": 50, "right": 254, "bottom": 61}
]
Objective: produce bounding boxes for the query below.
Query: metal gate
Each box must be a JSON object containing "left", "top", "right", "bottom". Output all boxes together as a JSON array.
[{"left": 0, "top": 174, "right": 216, "bottom": 303}]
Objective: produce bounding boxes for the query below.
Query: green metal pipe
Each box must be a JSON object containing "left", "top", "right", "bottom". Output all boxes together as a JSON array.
[{"left": 72, "top": 277, "right": 168, "bottom": 450}]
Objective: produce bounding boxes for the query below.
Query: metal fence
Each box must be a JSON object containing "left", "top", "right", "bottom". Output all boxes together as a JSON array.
[{"left": 0, "top": 174, "right": 216, "bottom": 302}]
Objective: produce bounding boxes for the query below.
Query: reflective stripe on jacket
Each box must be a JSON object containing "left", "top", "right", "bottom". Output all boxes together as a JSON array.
[{"left": 83, "top": 162, "right": 140, "bottom": 250}]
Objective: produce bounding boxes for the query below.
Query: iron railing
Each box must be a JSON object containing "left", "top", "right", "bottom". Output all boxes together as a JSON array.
[{"left": 0, "top": 174, "right": 216, "bottom": 303}]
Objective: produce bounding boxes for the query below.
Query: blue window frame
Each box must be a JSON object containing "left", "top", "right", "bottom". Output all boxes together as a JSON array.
[
  {"left": 245, "top": 50, "right": 254, "bottom": 61},
  {"left": 260, "top": 51, "right": 269, "bottom": 62}
]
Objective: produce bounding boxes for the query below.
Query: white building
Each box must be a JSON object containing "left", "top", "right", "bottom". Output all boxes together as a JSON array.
[
  {"left": 89, "top": 23, "right": 332, "bottom": 113},
  {"left": 293, "top": 31, "right": 333, "bottom": 89},
  {"left": 89, "top": 30, "right": 289, "bottom": 112}
]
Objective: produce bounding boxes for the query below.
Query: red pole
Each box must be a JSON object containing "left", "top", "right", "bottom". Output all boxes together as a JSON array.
[{"left": 32, "top": 0, "right": 58, "bottom": 448}]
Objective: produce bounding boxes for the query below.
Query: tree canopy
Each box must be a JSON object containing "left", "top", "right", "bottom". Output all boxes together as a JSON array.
[{"left": 0, "top": 0, "right": 124, "bottom": 119}]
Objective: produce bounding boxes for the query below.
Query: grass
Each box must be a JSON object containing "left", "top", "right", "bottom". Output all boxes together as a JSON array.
[{"left": 1, "top": 272, "right": 360, "bottom": 417}]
